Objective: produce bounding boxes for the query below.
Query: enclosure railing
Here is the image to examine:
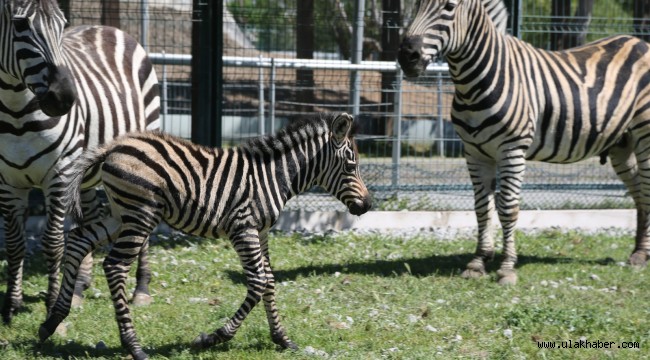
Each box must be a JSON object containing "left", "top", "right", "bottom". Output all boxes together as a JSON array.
[{"left": 149, "top": 52, "right": 451, "bottom": 190}]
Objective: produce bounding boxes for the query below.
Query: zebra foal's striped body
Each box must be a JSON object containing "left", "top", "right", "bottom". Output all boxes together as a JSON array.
[
  {"left": 39, "top": 113, "right": 371, "bottom": 360},
  {"left": 398, "top": 0, "right": 650, "bottom": 284},
  {"left": 0, "top": 0, "right": 158, "bottom": 323}
]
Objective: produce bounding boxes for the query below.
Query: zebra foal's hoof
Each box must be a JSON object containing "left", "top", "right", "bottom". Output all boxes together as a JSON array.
[
  {"left": 131, "top": 293, "right": 153, "bottom": 307},
  {"left": 192, "top": 329, "right": 233, "bottom": 349}
]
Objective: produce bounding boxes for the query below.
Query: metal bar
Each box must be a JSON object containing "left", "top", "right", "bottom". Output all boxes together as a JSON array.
[
  {"left": 161, "top": 51, "right": 168, "bottom": 132},
  {"left": 437, "top": 70, "right": 444, "bottom": 157},
  {"left": 270, "top": 58, "right": 276, "bottom": 134},
  {"left": 149, "top": 53, "right": 451, "bottom": 73},
  {"left": 392, "top": 65, "right": 403, "bottom": 188},
  {"left": 141, "top": 0, "right": 149, "bottom": 50},
  {"left": 349, "top": 0, "right": 365, "bottom": 117},
  {"left": 258, "top": 55, "right": 265, "bottom": 135}
]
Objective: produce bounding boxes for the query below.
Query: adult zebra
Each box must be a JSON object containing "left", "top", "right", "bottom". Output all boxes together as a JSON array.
[
  {"left": 397, "top": 0, "right": 650, "bottom": 285},
  {"left": 39, "top": 113, "right": 372, "bottom": 359},
  {"left": 0, "top": 0, "right": 159, "bottom": 323}
]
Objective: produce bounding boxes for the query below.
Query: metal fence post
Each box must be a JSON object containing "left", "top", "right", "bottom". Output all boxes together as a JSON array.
[
  {"left": 270, "top": 58, "right": 276, "bottom": 133},
  {"left": 258, "top": 55, "right": 265, "bottom": 136},
  {"left": 349, "top": 0, "right": 365, "bottom": 117},
  {"left": 161, "top": 51, "right": 168, "bottom": 132},
  {"left": 191, "top": 0, "right": 222, "bottom": 147},
  {"left": 436, "top": 69, "right": 445, "bottom": 157},
  {"left": 392, "top": 65, "right": 403, "bottom": 188},
  {"left": 141, "top": 0, "right": 149, "bottom": 50}
]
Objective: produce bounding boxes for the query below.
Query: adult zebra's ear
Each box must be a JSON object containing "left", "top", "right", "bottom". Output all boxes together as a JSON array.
[{"left": 332, "top": 113, "right": 354, "bottom": 141}]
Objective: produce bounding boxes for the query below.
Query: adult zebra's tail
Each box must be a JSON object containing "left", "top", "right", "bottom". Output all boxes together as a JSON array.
[{"left": 65, "top": 146, "right": 112, "bottom": 225}]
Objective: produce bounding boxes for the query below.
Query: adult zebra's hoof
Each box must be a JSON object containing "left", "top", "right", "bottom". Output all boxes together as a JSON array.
[
  {"left": 131, "top": 293, "right": 153, "bottom": 307},
  {"left": 1, "top": 298, "right": 23, "bottom": 324},
  {"left": 461, "top": 259, "right": 487, "bottom": 279},
  {"left": 496, "top": 269, "right": 517, "bottom": 286},
  {"left": 130, "top": 349, "right": 149, "bottom": 360},
  {"left": 628, "top": 251, "right": 648, "bottom": 267}
]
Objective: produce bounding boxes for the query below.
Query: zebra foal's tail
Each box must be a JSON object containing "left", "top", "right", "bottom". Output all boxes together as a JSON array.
[{"left": 65, "top": 146, "right": 112, "bottom": 225}]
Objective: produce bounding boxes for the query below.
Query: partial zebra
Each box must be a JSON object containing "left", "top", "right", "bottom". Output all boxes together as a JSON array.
[
  {"left": 39, "top": 113, "right": 372, "bottom": 359},
  {"left": 0, "top": 0, "right": 158, "bottom": 323},
  {"left": 398, "top": 0, "right": 650, "bottom": 284}
]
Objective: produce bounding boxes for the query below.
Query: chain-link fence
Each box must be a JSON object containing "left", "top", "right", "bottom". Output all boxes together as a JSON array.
[{"left": 64, "top": 1, "right": 648, "bottom": 212}]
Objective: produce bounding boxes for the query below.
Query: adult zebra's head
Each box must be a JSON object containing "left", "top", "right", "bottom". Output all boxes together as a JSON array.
[
  {"left": 0, "top": 0, "right": 76, "bottom": 116},
  {"left": 398, "top": 0, "right": 463, "bottom": 77},
  {"left": 319, "top": 113, "right": 371, "bottom": 216}
]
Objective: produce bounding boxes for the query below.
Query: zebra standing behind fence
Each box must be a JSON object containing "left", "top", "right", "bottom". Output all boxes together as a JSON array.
[
  {"left": 397, "top": 0, "right": 650, "bottom": 285},
  {"left": 39, "top": 113, "right": 372, "bottom": 360},
  {"left": 0, "top": 0, "right": 159, "bottom": 323}
]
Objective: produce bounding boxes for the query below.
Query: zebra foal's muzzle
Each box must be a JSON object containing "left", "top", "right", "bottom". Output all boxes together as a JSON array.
[
  {"left": 36, "top": 64, "right": 77, "bottom": 117},
  {"left": 398, "top": 35, "right": 428, "bottom": 78},
  {"left": 348, "top": 195, "right": 372, "bottom": 216}
]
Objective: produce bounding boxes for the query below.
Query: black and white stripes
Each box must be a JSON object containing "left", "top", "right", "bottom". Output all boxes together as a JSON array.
[
  {"left": 398, "top": 0, "right": 650, "bottom": 284},
  {"left": 39, "top": 113, "right": 371, "bottom": 360},
  {"left": 0, "top": 0, "right": 159, "bottom": 323}
]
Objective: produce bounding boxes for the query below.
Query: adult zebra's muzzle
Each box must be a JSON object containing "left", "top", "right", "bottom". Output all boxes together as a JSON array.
[
  {"left": 37, "top": 65, "right": 77, "bottom": 117},
  {"left": 398, "top": 35, "right": 428, "bottom": 78}
]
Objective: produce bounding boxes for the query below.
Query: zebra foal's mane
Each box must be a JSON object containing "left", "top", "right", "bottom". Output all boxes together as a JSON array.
[{"left": 242, "top": 113, "right": 357, "bottom": 155}]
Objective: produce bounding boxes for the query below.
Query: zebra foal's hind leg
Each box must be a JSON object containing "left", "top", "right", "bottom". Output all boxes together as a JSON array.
[
  {"left": 39, "top": 217, "right": 120, "bottom": 341},
  {"left": 461, "top": 156, "right": 497, "bottom": 279},
  {"left": 72, "top": 189, "right": 153, "bottom": 307},
  {"left": 0, "top": 186, "right": 30, "bottom": 323}
]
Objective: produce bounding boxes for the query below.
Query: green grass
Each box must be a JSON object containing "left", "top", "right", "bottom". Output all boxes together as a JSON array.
[{"left": 1, "top": 229, "right": 649, "bottom": 359}]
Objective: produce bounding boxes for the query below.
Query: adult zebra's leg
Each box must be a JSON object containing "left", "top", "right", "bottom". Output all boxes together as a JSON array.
[
  {"left": 41, "top": 184, "right": 71, "bottom": 314},
  {"left": 0, "top": 186, "right": 30, "bottom": 323},
  {"left": 607, "top": 135, "right": 646, "bottom": 266},
  {"left": 461, "top": 155, "right": 497, "bottom": 279},
  {"left": 193, "top": 229, "right": 268, "bottom": 349},
  {"left": 39, "top": 217, "right": 120, "bottom": 342},
  {"left": 259, "top": 233, "right": 296, "bottom": 350},
  {"left": 494, "top": 151, "right": 527, "bottom": 285}
]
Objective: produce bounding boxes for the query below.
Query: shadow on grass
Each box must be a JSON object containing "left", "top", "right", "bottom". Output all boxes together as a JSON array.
[
  {"left": 223, "top": 252, "right": 617, "bottom": 285},
  {"left": 24, "top": 334, "right": 285, "bottom": 359}
]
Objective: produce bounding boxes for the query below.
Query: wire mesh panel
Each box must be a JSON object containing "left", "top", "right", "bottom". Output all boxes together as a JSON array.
[{"left": 60, "top": 1, "right": 639, "bottom": 212}]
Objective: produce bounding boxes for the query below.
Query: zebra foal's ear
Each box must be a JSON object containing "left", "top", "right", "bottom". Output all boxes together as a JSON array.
[{"left": 332, "top": 112, "right": 354, "bottom": 141}]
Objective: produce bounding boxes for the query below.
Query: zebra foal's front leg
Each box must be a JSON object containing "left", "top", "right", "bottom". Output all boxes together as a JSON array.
[
  {"left": 192, "top": 228, "right": 292, "bottom": 349},
  {"left": 461, "top": 156, "right": 497, "bottom": 279},
  {"left": 259, "top": 233, "right": 297, "bottom": 350}
]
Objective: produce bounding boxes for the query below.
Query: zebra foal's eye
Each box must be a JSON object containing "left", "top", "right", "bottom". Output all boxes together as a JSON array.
[{"left": 344, "top": 162, "right": 357, "bottom": 173}]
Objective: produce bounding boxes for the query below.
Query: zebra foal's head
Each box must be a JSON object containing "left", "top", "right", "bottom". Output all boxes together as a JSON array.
[
  {"left": 319, "top": 113, "right": 372, "bottom": 216},
  {"left": 0, "top": 0, "right": 76, "bottom": 116}
]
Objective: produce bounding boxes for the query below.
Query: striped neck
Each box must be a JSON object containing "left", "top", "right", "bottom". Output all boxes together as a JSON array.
[
  {"left": 242, "top": 120, "right": 330, "bottom": 202},
  {"left": 446, "top": 0, "right": 506, "bottom": 103}
]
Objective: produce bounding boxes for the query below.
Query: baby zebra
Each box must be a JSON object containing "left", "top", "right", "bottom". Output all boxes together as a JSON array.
[{"left": 39, "top": 113, "right": 371, "bottom": 359}]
